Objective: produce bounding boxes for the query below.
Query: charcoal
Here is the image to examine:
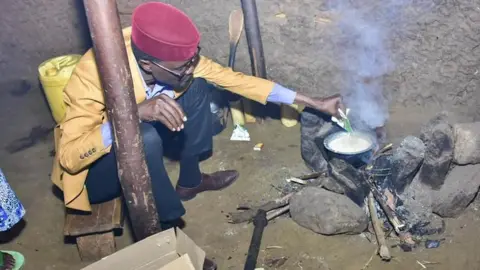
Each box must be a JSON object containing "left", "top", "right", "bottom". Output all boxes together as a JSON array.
[
  {"left": 409, "top": 219, "right": 446, "bottom": 236},
  {"left": 453, "top": 122, "right": 480, "bottom": 165},
  {"left": 300, "top": 109, "right": 340, "bottom": 172},
  {"left": 328, "top": 158, "right": 369, "bottom": 206},
  {"left": 431, "top": 164, "right": 480, "bottom": 218},
  {"left": 391, "top": 136, "right": 426, "bottom": 193},
  {"left": 290, "top": 187, "right": 368, "bottom": 235},
  {"left": 418, "top": 112, "right": 454, "bottom": 189},
  {"left": 425, "top": 240, "right": 441, "bottom": 249}
]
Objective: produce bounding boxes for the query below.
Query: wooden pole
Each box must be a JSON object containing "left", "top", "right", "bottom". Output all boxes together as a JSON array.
[
  {"left": 241, "top": 0, "right": 267, "bottom": 78},
  {"left": 241, "top": 0, "right": 267, "bottom": 123},
  {"left": 83, "top": 0, "right": 161, "bottom": 240}
]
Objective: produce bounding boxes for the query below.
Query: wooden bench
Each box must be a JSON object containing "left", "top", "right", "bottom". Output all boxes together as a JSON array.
[{"left": 64, "top": 198, "right": 124, "bottom": 261}]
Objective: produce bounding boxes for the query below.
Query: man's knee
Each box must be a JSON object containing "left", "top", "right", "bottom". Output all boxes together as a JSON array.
[{"left": 140, "top": 123, "right": 163, "bottom": 153}]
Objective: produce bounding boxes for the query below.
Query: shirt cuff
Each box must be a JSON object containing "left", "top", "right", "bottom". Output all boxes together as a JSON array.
[
  {"left": 266, "top": 84, "right": 297, "bottom": 105},
  {"left": 101, "top": 122, "right": 113, "bottom": 147}
]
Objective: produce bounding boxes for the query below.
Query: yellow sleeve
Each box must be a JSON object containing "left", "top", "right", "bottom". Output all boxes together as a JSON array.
[
  {"left": 58, "top": 58, "right": 112, "bottom": 174},
  {"left": 193, "top": 56, "right": 274, "bottom": 104}
]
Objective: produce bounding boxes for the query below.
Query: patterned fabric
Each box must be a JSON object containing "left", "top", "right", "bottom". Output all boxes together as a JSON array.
[{"left": 0, "top": 169, "right": 25, "bottom": 232}]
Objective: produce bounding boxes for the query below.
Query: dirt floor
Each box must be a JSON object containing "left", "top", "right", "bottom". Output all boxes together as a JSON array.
[
  {"left": 0, "top": 81, "right": 479, "bottom": 270},
  {"left": 1, "top": 0, "right": 480, "bottom": 269}
]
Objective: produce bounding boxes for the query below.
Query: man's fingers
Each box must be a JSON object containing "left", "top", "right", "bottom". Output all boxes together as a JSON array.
[
  {"left": 161, "top": 95, "right": 186, "bottom": 122},
  {"left": 161, "top": 102, "right": 184, "bottom": 130},
  {"left": 157, "top": 102, "right": 183, "bottom": 131},
  {"left": 338, "top": 100, "right": 346, "bottom": 112},
  {"left": 157, "top": 114, "right": 176, "bottom": 131}
]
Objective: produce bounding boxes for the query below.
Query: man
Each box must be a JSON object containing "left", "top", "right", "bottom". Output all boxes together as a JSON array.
[{"left": 51, "top": 2, "right": 342, "bottom": 268}]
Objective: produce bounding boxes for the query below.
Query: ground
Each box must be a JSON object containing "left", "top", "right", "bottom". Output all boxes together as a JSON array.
[
  {"left": 1, "top": 0, "right": 480, "bottom": 269},
  {"left": 1, "top": 82, "right": 480, "bottom": 270}
]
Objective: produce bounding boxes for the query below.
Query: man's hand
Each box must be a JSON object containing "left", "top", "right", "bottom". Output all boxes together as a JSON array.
[
  {"left": 312, "top": 94, "right": 345, "bottom": 117},
  {"left": 138, "top": 94, "right": 186, "bottom": 131},
  {"left": 294, "top": 93, "right": 345, "bottom": 117}
]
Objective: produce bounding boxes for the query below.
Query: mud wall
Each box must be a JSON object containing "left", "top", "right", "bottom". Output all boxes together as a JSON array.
[{"left": 1, "top": 0, "right": 478, "bottom": 118}]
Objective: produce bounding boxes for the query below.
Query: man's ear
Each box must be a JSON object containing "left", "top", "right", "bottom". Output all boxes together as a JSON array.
[{"left": 138, "top": 59, "right": 152, "bottom": 73}]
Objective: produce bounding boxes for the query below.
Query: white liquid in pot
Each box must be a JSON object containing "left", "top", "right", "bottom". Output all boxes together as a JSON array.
[{"left": 328, "top": 133, "right": 372, "bottom": 154}]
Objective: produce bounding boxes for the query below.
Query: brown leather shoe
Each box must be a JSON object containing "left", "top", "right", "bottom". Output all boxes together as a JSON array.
[
  {"left": 203, "top": 257, "right": 217, "bottom": 270},
  {"left": 176, "top": 170, "right": 239, "bottom": 201}
]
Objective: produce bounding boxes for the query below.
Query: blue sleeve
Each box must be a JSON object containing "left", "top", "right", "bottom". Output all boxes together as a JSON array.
[
  {"left": 266, "top": 84, "right": 297, "bottom": 105},
  {"left": 101, "top": 122, "right": 113, "bottom": 147}
]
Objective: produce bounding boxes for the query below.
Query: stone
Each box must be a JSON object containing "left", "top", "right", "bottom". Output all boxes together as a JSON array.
[
  {"left": 300, "top": 109, "right": 340, "bottom": 172},
  {"left": 453, "top": 122, "right": 480, "bottom": 165},
  {"left": 328, "top": 158, "right": 370, "bottom": 206},
  {"left": 391, "top": 136, "right": 426, "bottom": 193},
  {"left": 290, "top": 187, "right": 368, "bottom": 235},
  {"left": 418, "top": 112, "right": 454, "bottom": 189},
  {"left": 318, "top": 175, "right": 346, "bottom": 195},
  {"left": 431, "top": 165, "right": 480, "bottom": 218},
  {"left": 399, "top": 176, "right": 433, "bottom": 212}
]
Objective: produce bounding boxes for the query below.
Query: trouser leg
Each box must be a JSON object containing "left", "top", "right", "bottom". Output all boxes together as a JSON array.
[
  {"left": 157, "top": 78, "right": 214, "bottom": 188},
  {"left": 85, "top": 122, "right": 185, "bottom": 222}
]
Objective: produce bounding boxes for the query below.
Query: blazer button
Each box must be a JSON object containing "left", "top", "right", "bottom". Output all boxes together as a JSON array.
[
  {"left": 80, "top": 154, "right": 84, "bottom": 159},
  {"left": 92, "top": 148, "right": 96, "bottom": 153},
  {"left": 88, "top": 150, "right": 93, "bottom": 155}
]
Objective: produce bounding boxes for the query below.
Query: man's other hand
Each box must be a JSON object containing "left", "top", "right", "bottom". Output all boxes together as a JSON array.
[{"left": 138, "top": 94, "right": 186, "bottom": 131}]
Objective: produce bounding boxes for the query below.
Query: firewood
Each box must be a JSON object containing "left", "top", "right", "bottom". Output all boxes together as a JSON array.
[
  {"left": 266, "top": 205, "right": 290, "bottom": 221},
  {"left": 368, "top": 193, "right": 391, "bottom": 261},
  {"left": 228, "top": 193, "right": 293, "bottom": 224},
  {"left": 365, "top": 176, "right": 406, "bottom": 233}
]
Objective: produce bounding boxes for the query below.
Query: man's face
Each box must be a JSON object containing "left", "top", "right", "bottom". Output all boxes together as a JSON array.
[{"left": 139, "top": 49, "right": 200, "bottom": 90}]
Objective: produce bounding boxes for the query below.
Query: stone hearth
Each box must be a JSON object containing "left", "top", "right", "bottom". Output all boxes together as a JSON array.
[{"left": 295, "top": 110, "right": 480, "bottom": 250}]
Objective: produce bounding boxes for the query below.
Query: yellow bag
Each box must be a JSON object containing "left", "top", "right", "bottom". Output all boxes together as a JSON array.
[
  {"left": 38, "top": 55, "right": 82, "bottom": 123},
  {"left": 280, "top": 104, "right": 304, "bottom": 127}
]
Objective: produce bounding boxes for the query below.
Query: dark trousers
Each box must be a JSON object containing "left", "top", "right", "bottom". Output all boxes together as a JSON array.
[{"left": 85, "top": 78, "right": 213, "bottom": 222}]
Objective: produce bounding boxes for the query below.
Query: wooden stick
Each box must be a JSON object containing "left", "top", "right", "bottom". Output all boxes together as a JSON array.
[
  {"left": 365, "top": 178, "right": 406, "bottom": 233},
  {"left": 296, "top": 172, "right": 323, "bottom": 180},
  {"left": 361, "top": 248, "right": 378, "bottom": 270},
  {"left": 286, "top": 177, "right": 307, "bottom": 185},
  {"left": 228, "top": 193, "right": 293, "bottom": 223},
  {"left": 368, "top": 193, "right": 391, "bottom": 261},
  {"left": 228, "top": 10, "right": 246, "bottom": 126},
  {"left": 266, "top": 205, "right": 290, "bottom": 221}
]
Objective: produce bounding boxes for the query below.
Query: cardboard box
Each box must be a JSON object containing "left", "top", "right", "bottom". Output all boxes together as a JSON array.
[{"left": 82, "top": 228, "right": 206, "bottom": 270}]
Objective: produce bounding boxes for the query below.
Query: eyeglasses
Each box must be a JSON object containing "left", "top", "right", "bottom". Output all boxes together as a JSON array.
[{"left": 151, "top": 47, "right": 201, "bottom": 80}]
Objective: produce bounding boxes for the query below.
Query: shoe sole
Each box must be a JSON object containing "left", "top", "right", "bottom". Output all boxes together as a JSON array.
[{"left": 178, "top": 175, "right": 239, "bottom": 202}]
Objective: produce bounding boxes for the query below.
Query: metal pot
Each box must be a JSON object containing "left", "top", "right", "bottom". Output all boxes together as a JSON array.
[{"left": 323, "top": 131, "right": 376, "bottom": 168}]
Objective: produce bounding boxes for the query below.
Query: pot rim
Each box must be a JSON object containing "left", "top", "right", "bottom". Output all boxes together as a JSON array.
[{"left": 324, "top": 131, "right": 375, "bottom": 155}]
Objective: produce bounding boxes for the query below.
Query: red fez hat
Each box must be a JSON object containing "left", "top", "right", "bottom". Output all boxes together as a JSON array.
[{"left": 131, "top": 2, "right": 200, "bottom": 61}]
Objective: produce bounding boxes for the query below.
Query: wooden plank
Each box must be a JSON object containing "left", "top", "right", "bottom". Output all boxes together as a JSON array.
[
  {"left": 64, "top": 198, "right": 123, "bottom": 236},
  {"left": 76, "top": 232, "right": 116, "bottom": 261}
]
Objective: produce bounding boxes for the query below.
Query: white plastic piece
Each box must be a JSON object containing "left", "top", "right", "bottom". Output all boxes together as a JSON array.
[{"left": 230, "top": 124, "right": 251, "bottom": 141}]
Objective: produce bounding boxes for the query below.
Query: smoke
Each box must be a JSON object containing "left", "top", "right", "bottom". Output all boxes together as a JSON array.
[{"left": 327, "top": 0, "right": 411, "bottom": 131}]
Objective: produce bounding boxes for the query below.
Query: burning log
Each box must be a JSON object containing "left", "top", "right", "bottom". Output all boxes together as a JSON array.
[{"left": 364, "top": 174, "right": 406, "bottom": 233}]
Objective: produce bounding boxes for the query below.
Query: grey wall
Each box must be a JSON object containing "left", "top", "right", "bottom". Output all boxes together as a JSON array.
[{"left": 1, "top": 0, "right": 479, "bottom": 119}]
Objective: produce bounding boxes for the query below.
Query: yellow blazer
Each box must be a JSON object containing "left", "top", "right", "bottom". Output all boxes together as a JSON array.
[{"left": 51, "top": 27, "right": 274, "bottom": 212}]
